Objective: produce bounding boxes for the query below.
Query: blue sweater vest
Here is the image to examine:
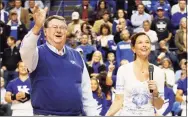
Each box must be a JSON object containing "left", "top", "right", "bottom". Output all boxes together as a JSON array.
[{"left": 30, "top": 44, "right": 84, "bottom": 115}]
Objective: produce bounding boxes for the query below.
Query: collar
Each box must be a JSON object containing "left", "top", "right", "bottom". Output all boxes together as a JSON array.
[
  {"left": 46, "top": 42, "right": 65, "bottom": 56},
  {"left": 7, "top": 20, "right": 21, "bottom": 26}
]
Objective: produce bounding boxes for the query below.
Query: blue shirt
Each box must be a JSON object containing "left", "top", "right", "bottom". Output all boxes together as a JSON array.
[
  {"left": 116, "top": 41, "right": 134, "bottom": 66},
  {"left": 10, "top": 22, "right": 18, "bottom": 40},
  {"left": 6, "top": 77, "right": 31, "bottom": 95},
  {"left": 177, "top": 78, "right": 187, "bottom": 95}
]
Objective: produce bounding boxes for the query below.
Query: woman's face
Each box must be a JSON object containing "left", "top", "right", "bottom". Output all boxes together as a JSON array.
[
  {"left": 132, "top": 35, "right": 151, "bottom": 59},
  {"left": 93, "top": 52, "right": 101, "bottom": 63},
  {"left": 83, "top": 24, "right": 88, "bottom": 34},
  {"left": 102, "top": 27, "right": 109, "bottom": 35},
  {"left": 100, "top": 1, "right": 105, "bottom": 9},
  {"left": 118, "top": 10, "right": 124, "bottom": 18},
  {"left": 91, "top": 79, "right": 98, "bottom": 91},
  {"left": 181, "top": 18, "right": 187, "bottom": 29},
  {"left": 162, "top": 60, "right": 170, "bottom": 69}
]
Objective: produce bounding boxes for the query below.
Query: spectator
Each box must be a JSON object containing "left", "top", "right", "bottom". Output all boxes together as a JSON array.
[
  {"left": 27, "top": 0, "right": 35, "bottom": 22},
  {"left": 152, "top": 0, "right": 171, "bottom": 19},
  {"left": 156, "top": 40, "right": 179, "bottom": 71},
  {"left": 5, "top": 0, "right": 15, "bottom": 12},
  {"left": 96, "top": 24, "right": 116, "bottom": 61},
  {"left": 171, "top": 0, "right": 187, "bottom": 34},
  {"left": 24, "top": 0, "right": 44, "bottom": 9},
  {"left": 112, "top": 9, "right": 131, "bottom": 34},
  {"left": 175, "top": 74, "right": 187, "bottom": 116},
  {"left": 141, "top": 20, "right": 158, "bottom": 65},
  {"left": 161, "top": 58, "right": 175, "bottom": 87},
  {"left": 12, "top": 0, "right": 30, "bottom": 29},
  {"left": 116, "top": 29, "right": 134, "bottom": 66},
  {"left": 171, "top": 0, "right": 187, "bottom": 16},
  {"left": 175, "top": 59, "right": 187, "bottom": 83},
  {"left": 151, "top": 7, "right": 172, "bottom": 43},
  {"left": 1, "top": 36, "right": 20, "bottom": 87},
  {"left": 1, "top": 77, "right": 7, "bottom": 104},
  {"left": 92, "top": 10, "right": 112, "bottom": 35},
  {"left": 131, "top": 3, "right": 151, "bottom": 33},
  {"left": 5, "top": 61, "right": 33, "bottom": 116},
  {"left": 105, "top": 52, "right": 117, "bottom": 75},
  {"left": 67, "top": 12, "right": 84, "bottom": 40},
  {"left": 74, "top": 0, "right": 94, "bottom": 24},
  {"left": 90, "top": 78, "right": 107, "bottom": 116},
  {"left": 175, "top": 17, "right": 187, "bottom": 61},
  {"left": 0, "top": 2, "right": 9, "bottom": 23},
  {"left": 87, "top": 51, "right": 106, "bottom": 77},
  {"left": 4, "top": 10, "right": 28, "bottom": 46},
  {"left": 94, "top": 0, "right": 110, "bottom": 20},
  {"left": 0, "top": 21, "right": 8, "bottom": 55},
  {"left": 76, "top": 34, "right": 96, "bottom": 62}
]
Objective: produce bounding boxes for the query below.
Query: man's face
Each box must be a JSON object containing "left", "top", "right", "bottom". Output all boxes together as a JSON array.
[
  {"left": 120, "top": 30, "right": 130, "bottom": 41},
  {"left": 157, "top": 10, "right": 164, "bottom": 17},
  {"left": 0, "top": 3, "right": 3, "bottom": 10},
  {"left": 1, "top": 77, "right": 5, "bottom": 88},
  {"left": 29, "top": 0, "right": 35, "bottom": 8},
  {"left": 15, "top": 0, "right": 22, "bottom": 8},
  {"left": 137, "top": 5, "right": 144, "bottom": 14},
  {"left": 80, "top": 35, "right": 88, "bottom": 45},
  {"left": 179, "top": 0, "right": 186, "bottom": 10},
  {"left": 103, "top": 14, "right": 109, "bottom": 22},
  {"left": 119, "top": 18, "right": 126, "bottom": 28},
  {"left": 44, "top": 19, "right": 67, "bottom": 48}
]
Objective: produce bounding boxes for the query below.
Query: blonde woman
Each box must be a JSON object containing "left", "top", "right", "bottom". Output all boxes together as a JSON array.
[
  {"left": 87, "top": 51, "right": 106, "bottom": 77},
  {"left": 175, "top": 17, "right": 187, "bottom": 61}
]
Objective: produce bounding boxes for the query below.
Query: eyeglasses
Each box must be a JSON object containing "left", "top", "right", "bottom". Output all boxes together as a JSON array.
[{"left": 47, "top": 25, "right": 67, "bottom": 31}]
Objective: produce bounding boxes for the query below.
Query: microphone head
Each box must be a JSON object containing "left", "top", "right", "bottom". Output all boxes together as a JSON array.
[{"left": 148, "top": 65, "right": 154, "bottom": 72}]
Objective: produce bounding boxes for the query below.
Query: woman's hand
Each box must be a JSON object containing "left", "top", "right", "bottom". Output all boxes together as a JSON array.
[{"left": 147, "top": 80, "right": 158, "bottom": 96}]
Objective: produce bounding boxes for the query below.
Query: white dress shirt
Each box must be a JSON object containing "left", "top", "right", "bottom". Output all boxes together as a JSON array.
[
  {"left": 24, "top": 0, "right": 44, "bottom": 9},
  {"left": 19, "top": 30, "right": 100, "bottom": 116},
  {"left": 171, "top": 4, "right": 188, "bottom": 15}
]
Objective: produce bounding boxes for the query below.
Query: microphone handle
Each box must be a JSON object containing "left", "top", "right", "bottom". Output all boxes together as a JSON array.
[{"left": 149, "top": 72, "right": 153, "bottom": 93}]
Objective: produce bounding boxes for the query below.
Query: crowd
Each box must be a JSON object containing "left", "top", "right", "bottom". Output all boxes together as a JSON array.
[{"left": 0, "top": 0, "right": 187, "bottom": 116}]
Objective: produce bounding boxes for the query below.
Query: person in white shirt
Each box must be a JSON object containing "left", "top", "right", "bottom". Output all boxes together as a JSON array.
[
  {"left": 24, "top": 0, "right": 44, "bottom": 9},
  {"left": 1, "top": 77, "right": 7, "bottom": 104},
  {"left": 106, "top": 32, "right": 164, "bottom": 116},
  {"left": 171, "top": 0, "right": 188, "bottom": 15},
  {"left": 131, "top": 3, "right": 152, "bottom": 33}
]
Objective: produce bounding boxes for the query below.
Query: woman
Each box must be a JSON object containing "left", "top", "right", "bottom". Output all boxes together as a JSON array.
[
  {"left": 106, "top": 32, "right": 164, "bottom": 116},
  {"left": 96, "top": 24, "right": 116, "bottom": 61},
  {"left": 175, "top": 17, "right": 187, "bottom": 61},
  {"left": 94, "top": 0, "right": 110, "bottom": 20},
  {"left": 91, "top": 78, "right": 107, "bottom": 116}
]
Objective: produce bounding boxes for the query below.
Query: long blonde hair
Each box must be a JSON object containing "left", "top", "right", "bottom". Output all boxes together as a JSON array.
[
  {"left": 179, "top": 17, "right": 187, "bottom": 30},
  {"left": 89, "top": 51, "right": 104, "bottom": 66}
]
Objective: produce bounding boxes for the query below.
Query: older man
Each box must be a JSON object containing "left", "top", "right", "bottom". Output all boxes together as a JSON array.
[{"left": 20, "top": 5, "right": 99, "bottom": 116}]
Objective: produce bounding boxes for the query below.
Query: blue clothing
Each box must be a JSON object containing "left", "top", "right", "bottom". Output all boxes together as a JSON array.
[
  {"left": 171, "top": 12, "right": 187, "bottom": 34},
  {"left": 77, "top": 45, "right": 96, "bottom": 62},
  {"left": 177, "top": 78, "right": 187, "bottom": 95},
  {"left": 92, "top": 62, "right": 102, "bottom": 73},
  {"left": 6, "top": 77, "right": 31, "bottom": 95},
  {"left": 10, "top": 22, "right": 18, "bottom": 40},
  {"left": 105, "top": 61, "right": 118, "bottom": 75},
  {"left": 92, "top": 92, "right": 107, "bottom": 116},
  {"left": 163, "top": 86, "right": 175, "bottom": 116},
  {"left": 116, "top": 41, "right": 134, "bottom": 66},
  {"left": 30, "top": 44, "right": 84, "bottom": 116},
  {"left": 29, "top": 21, "right": 46, "bottom": 45},
  {"left": 112, "top": 19, "right": 132, "bottom": 35}
]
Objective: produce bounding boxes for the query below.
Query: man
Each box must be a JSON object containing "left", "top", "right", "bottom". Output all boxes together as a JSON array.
[
  {"left": 20, "top": 6, "right": 99, "bottom": 116},
  {"left": 4, "top": 10, "right": 27, "bottom": 46},
  {"left": 92, "top": 10, "right": 112, "bottom": 35},
  {"left": 12, "top": 0, "right": 30, "bottom": 29},
  {"left": 151, "top": 7, "right": 172, "bottom": 43},
  {"left": 2, "top": 36, "right": 21, "bottom": 87},
  {"left": 67, "top": 11, "right": 84, "bottom": 38},
  {"left": 116, "top": 29, "right": 134, "bottom": 67},
  {"left": 5, "top": 61, "right": 33, "bottom": 116},
  {"left": 131, "top": 3, "right": 151, "bottom": 33}
]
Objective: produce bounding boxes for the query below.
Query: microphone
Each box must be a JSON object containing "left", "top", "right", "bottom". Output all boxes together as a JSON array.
[{"left": 148, "top": 65, "right": 154, "bottom": 93}]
